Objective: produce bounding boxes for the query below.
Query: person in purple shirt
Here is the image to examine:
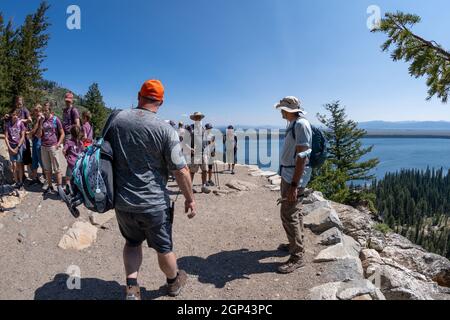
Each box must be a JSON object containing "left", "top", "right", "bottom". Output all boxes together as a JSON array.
[
  {"left": 36, "top": 103, "right": 65, "bottom": 196},
  {"left": 14, "top": 96, "right": 32, "bottom": 125},
  {"left": 63, "top": 125, "right": 85, "bottom": 179},
  {"left": 4, "top": 109, "right": 26, "bottom": 189},
  {"left": 12, "top": 96, "right": 33, "bottom": 179},
  {"left": 62, "top": 92, "right": 81, "bottom": 139},
  {"left": 81, "top": 111, "right": 93, "bottom": 146}
]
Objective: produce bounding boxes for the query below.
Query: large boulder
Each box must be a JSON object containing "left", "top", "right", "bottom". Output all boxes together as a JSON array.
[
  {"left": 318, "top": 227, "right": 343, "bottom": 246},
  {"left": 303, "top": 191, "right": 326, "bottom": 205},
  {"left": 58, "top": 221, "right": 98, "bottom": 251},
  {"left": 308, "top": 280, "right": 385, "bottom": 300},
  {"left": 304, "top": 206, "right": 343, "bottom": 234},
  {"left": 321, "top": 257, "right": 366, "bottom": 283},
  {"left": 225, "top": 180, "right": 258, "bottom": 192},
  {"left": 314, "top": 235, "right": 361, "bottom": 263},
  {"left": 302, "top": 200, "right": 332, "bottom": 216},
  {"left": 331, "top": 202, "right": 375, "bottom": 245},
  {"left": 364, "top": 260, "right": 438, "bottom": 300},
  {"left": 0, "top": 136, "right": 15, "bottom": 184},
  {"left": 1, "top": 190, "right": 26, "bottom": 211}
]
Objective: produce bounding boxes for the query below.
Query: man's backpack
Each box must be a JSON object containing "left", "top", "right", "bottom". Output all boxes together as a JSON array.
[
  {"left": 289, "top": 120, "right": 328, "bottom": 169},
  {"left": 59, "top": 110, "right": 122, "bottom": 218}
]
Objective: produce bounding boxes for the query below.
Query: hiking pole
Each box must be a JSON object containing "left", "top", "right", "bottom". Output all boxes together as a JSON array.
[{"left": 215, "top": 161, "right": 221, "bottom": 190}]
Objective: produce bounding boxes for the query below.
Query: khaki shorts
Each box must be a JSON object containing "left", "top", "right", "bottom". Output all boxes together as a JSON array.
[
  {"left": 189, "top": 163, "right": 208, "bottom": 173},
  {"left": 41, "top": 146, "right": 62, "bottom": 174}
]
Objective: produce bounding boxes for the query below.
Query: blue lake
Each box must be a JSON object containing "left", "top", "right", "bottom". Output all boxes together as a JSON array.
[{"left": 231, "top": 137, "right": 450, "bottom": 180}]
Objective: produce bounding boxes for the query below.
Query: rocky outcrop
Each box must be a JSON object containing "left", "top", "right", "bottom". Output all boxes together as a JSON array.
[
  {"left": 376, "top": 234, "right": 450, "bottom": 288},
  {"left": 308, "top": 280, "right": 385, "bottom": 300},
  {"left": 248, "top": 166, "right": 450, "bottom": 300},
  {"left": 287, "top": 188, "right": 450, "bottom": 300}
]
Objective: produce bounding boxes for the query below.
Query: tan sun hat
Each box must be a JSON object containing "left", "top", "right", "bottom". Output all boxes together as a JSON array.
[
  {"left": 190, "top": 112, "right": 205, "bottom": 121},
  {"left": 274, "top": 96, "right": 307, "bottom": 115}
]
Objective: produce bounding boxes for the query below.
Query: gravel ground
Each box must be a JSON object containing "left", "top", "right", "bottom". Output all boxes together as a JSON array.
[{"left": 0, "top": 166, "right": 328, "bottom": 300}]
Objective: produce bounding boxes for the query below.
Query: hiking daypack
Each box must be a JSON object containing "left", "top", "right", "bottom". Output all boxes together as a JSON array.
[
  {"left": 289, "top": 120, "right": 328, "bottom": 168},
  {"left": 59, "top": 110, "right": 122, "bottom": 217}
]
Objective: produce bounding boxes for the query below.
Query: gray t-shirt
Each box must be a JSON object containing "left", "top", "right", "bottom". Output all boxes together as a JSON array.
[
  {"left": 280, "top": 117, "right": 312, "bottom": 184},
  {"left": 106, "top": 108, "right": 187, "bottom": 213}
]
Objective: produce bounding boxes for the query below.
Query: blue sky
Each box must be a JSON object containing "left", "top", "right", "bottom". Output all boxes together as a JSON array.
[{"left": 2, "top": 0, "right": 450, "bottom": 126}]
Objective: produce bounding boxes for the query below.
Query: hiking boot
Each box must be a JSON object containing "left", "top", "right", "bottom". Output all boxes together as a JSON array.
[
  {"left": 43, "top": 185, "right": 55, "bottom": 196},
  {"left": 28, "top": 179, "right": 41, "bottom": 186},
  {"left": 277, "top": 243, "right": 290, "bottom": 253},
  {"left": 278, "top": 257, "right": 305, "bottom": 274},
  {"left": 125, "top": 285, "right": 141, "bottom": 301},
  {"left": 167, "top": 270, "right": 188, "bottom": 297}
]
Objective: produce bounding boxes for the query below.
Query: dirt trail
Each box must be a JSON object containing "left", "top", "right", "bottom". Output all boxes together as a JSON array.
[{"left": 0, "top": 166, "right": 329, "bottom": 300}]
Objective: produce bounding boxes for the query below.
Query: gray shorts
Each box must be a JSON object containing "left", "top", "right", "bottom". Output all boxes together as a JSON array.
[{"left": 115, "top": 209, "right": 173, "bottom": 254}]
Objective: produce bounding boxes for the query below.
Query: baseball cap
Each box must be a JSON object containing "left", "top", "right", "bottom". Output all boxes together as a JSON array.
[{"left": 139, "top": 80, "right": 165, "bottom": 101}]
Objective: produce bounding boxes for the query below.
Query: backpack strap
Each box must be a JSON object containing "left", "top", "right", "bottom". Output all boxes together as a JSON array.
[{"left": 101, "top": 109, "right": 122, "bottom": 138}]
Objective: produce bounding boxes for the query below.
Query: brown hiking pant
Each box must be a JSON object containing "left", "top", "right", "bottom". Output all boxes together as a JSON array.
[{"left": 280, "top": 179, "right": 305, "bottom": 259}]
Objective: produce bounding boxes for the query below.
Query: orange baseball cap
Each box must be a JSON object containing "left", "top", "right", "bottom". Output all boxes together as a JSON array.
[{"left": 139, "top": 79, "right": 165, "bottom": 101}]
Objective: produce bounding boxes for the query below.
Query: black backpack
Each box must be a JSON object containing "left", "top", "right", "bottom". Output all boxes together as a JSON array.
[{"left": 289, "top": 121, "right": 328, "bottom": 168}]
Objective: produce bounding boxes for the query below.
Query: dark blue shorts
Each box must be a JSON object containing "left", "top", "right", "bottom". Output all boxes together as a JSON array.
[{"left": 115, "top": 209, "right": 173, "bottom": 254}]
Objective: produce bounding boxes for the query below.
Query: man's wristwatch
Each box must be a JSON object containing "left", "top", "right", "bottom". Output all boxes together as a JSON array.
[{"left": 291, "top": 181, "right": 298, "bottom": 188}]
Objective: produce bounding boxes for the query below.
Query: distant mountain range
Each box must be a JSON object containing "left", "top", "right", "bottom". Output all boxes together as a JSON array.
[
  {"left": 358, "top": 121, "right": 450, "bottom": 131},
  {"left": 218, "top": 121, "right": 450, "bottom": 131}
]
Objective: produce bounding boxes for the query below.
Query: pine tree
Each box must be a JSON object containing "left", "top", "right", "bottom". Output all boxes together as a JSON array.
[
  {"left": 310, "top": 101, "right": 379, "bottom": 209},
  {"left": 0, "top": 15, "right": 18, "bottom": 117},
  {"left": 372, "top": 12, "right": 450, "bottom": 103},
  {"left": 13, "top": 1, "right": 50, "bottom": 105},
  {"left": 317, "top": 101, "right": 379, "bottom": 182},
  {"left": 83, "top": 83, "right": 110, "bottom": 137},
  {"left": 0, "top": 2, "right": 50, "bottom": 118}
]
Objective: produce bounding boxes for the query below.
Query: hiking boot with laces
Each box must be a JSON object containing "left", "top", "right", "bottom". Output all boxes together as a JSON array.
[
  {"left": 167, "top": 270, "right": 188, "bottom": 297},
  {"left": 125, "top": 285, "right": 141, "bottom": 301},
  {"left": 278, "top": 256, "right": 305, "bottom": 274}
]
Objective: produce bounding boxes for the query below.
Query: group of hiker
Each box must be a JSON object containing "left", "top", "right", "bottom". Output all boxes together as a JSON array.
[
  {"left": 3, "top": 79, "right": 313, "bottom": 300},
  {"left": 3, "top": 94, "right": 93, "bottom": 195},
  {"left": 166, "top": 112, "right": 239, "bottom": 194},
  {"left": 100, "top": 80, "right": 313, "bottom": 300}
]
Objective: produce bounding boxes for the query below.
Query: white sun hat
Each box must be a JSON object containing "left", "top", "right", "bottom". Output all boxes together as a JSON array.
[{"left": 274, "top": 96, "right": 307, "bottom": 115}]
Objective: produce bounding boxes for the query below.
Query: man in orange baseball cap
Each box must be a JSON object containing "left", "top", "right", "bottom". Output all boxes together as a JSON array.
[
  {"left": 104, "top": 79, "right": 196, "bottom": 300},
  {"left": 138, "top": 79, "right": 165, "bottom": 103}
]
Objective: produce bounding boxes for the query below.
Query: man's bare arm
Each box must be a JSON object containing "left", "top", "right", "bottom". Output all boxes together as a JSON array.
[
  {"left": 173, "top": 166, "right": 197, "bottom": 219},
  {"left": 291, "top": 145, "right": 309, "bottom": 186}
]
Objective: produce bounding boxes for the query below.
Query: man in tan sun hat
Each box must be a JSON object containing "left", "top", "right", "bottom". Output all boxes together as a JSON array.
[
  {"left": 187, "top": 112, "right": 211, "bottom": 194},
  {"left": 274, "top": 96, "right": 313, "bottom": 274}
]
